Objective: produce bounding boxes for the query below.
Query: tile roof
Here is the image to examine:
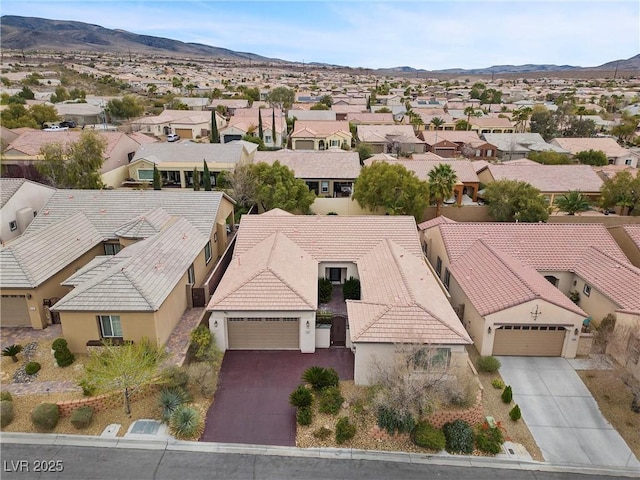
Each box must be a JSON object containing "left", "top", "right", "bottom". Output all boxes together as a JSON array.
[
  {"left": 417, "top": 216, "right": 456, "bottom": 231},
  {"left": 486, "top": 164, "right": 603, "bottom": 192},
  {"left": 210, "top": 232, "right": 317, "bottom": 311},
  {"left": 0, "top": 178, "right": 26, "bottom": 207},
  {"left": 5, "top": 131, "right": 133, "bottom": 157},
  {"left": 449, "top": 240, "right": 587, "bottom": 317},
  {"left": 621, "top": 224, "right": 640, "bottom": 249},
  {"left": 439, "top": 222, "right": 628, "bottom": 270},
  {"left": 113, "top": 208, "right": 172, "bottom": 239},
  {"left": 364, "top": 158, "right": 478, "bottom": 183},
  {"left": 291, "top": 121, "right": 351, "bottom": 138},
  {"left": 482, "top": 133, "right": 569, "bottom": 154},
  {"left": 572, "top": 247, "right": 640, "bottom": 314},
  {"left": 357, "top": 125, "right": 423, "bottom": 144},
  {"left": 24, "top": 190, "right": 227, "bottom": 240},
  {"left": 253, "top": 150, "right": 361, "bottom": 179},
  {"left": 52, "top": 217, "right": 207, "bottom": 312},
  {"left": 551, "top": 137, "right": 630, "bottom": 157},
  {"left": 420, "top": 130, "right": 483, "bottom": 145},
  {"left": 0, "top": 212, "right": 103, "bottom": 288},
  {"left": 131, "top": 142, "right": 248, "bottom": 166}
]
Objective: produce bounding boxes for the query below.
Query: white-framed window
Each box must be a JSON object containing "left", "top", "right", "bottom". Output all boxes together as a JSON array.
[
  {"left": 98, "top": 315, "right": 122, "bottom": 338},
  {"left": 265, "top": 135, "right": 272, "bottom": 144},
  {"left": 188, "top": 264, "right": 195, "bottom": 284},
  {"left": 583, "top": 284, "right": 591, "bottom": 297},
  {"left": 204, "top": 241, "right": 212, "bottom": 264},
  {"left": 321, "top": 181, "right": 330, "bottom": 193},
  {"left": 625, "top": 159, "right": 633, "bottom": 166},
  {"left": 104, "top": 243, "right": 121, "bottom": 255},
  {"left": 9, "top": 220, "right": 17, "bottom": 231},
  {"left": 138, "top": 169, "right": 154, "bottom": 181}
]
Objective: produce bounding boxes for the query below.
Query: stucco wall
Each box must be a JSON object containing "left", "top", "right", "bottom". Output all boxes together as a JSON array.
[
  {"left": 210, "top": 309, "right": 316, "bottom": 353},
  {"left": 101, "top": 164, "right": 130, "bottom": 188},
  {"left": 154, "top": 271, "right": 190, "bottom": 346},
  {"left": 310, "top": 197, "right": 384, "bottom": 216},
  {"left": 447, "top": 275, "right": 487, "bottom": 354},
  {"left": 0, "top": 182, "right": 55, "bottom": 243},
  {"left": 608, "top": 226, "right": 640, "bottom": 267},
  {"left": 572, "top": 277, "right": 619, "bottom": 325},
  {"left": 318, "top": 262, "right": 358, "bottom": 282}
]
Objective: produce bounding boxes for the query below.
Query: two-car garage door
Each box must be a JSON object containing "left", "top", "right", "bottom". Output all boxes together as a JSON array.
[
  {"left": 227, "top": 317, "right": 299, "bottom": 349},
  {"left": 493, "top": 325, "right": 566, "bottom": 356}
]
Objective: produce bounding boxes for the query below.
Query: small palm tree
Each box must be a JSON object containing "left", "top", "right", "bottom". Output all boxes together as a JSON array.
[
  {"left": 2, "top": 344, "right": 23, "bottom": 363},
  {"left": 430, "top": 117, "right": 445, "bottom": 130},
  {"left": 428, "top": 163, "right": 458, "bottom": 217},
  {"left": 555, "top": 190, "right": 590, "bottom": 215}
]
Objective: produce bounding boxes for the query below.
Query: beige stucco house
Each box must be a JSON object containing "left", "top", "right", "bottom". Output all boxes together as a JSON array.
[
  {"left": 207, "top": 211, "right": 471, "bottom": 385},
  {"left": 551, "top": 137, "right": 639, "bottom": 168},
  {"left": 290, "top": 121, "right": 352, "bottom": 151},
  {"left": 0, "top": 190, "right": 235, "bottom": 353},
  {"left": 131, "top": 109, "right": 224, "bottom": 140},
  {"left": 419, "top": 219, "right": 640, "bottom": 360},
  {"left": 0, "top": 178, "right": 56, "bottom": 243},
  {"left": 357, "top": 125, "right": 426, "bottom": 155}
]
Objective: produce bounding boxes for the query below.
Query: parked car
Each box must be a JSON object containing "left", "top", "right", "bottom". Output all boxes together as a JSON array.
[
  {"left": 60, "top": 120, "right": 77, "bottom": 128},
  {"left": 167, "top": 133, "right": 180, "bottom": 142}
]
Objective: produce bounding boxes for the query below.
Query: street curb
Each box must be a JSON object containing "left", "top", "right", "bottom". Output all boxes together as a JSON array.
[{"left": 1, "top": 432, "right": 638, "bottom": 477}]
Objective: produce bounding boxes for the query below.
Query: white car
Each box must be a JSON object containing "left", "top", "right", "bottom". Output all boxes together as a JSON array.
[{"left": 167, "top": 133, "right": 180, "bottom": 142}]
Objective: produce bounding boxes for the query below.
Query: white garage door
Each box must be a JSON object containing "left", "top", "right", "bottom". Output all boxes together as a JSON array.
[
  {"left": 493, "top": 325, "right": 566, "bottom": 356},
  {"left": 227, "top": 317, "right": 299, "bottom": 350},
  {"left": 1, "top": 295, "right": 31, "bottom": 326}
]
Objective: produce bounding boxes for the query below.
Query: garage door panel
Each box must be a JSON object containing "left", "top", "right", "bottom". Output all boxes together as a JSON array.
[
  {"left": 227, "top": 317, "right": 299, "bottom": 350},
  {"left": 175, "top": 128, "right": 192, "bottom": 139},
  {"left": 1, "top": 295, "right": 31, "bottom": 326},
  {"left": 493, "top": 326, "right": 565, "bottom": 356},
  {"left": 295, "top": 140, "right": 315, "bottom": 150}
]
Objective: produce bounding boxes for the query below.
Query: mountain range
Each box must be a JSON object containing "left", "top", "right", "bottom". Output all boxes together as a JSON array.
[{"left": 1, "top": 15, "right": 639, "bottom": 74}]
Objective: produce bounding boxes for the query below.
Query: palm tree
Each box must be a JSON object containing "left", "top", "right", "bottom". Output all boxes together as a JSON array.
[
  {"left": 463, "top": 107, "right": 476, "bottom": 131},
  {"left": 555, "top": 190, "right": 590, "bottom": 215},
  {"left": 513, "top": 107, "right": 532, "bottom": 133},
  {"left": 428, "top": 163, "right": 458, "bottom": 217},
  {"left": 575, "top": 105, "right": 587, "bottom": 122},
  {"left": 430, "top": 117, "right": 445, "bottom": 130}
]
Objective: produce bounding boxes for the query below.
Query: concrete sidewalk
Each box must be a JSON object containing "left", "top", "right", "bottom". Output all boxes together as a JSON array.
[{"left": 498, "top": 356, "right": 639, "bottom": 469}]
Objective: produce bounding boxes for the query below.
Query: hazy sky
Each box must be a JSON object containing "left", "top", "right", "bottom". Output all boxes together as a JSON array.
[{"left": 3, "top": 0, "right": 638, "bottom": 70}]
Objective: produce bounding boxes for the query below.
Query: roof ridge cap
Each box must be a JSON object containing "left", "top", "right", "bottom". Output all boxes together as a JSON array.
[{"left": 385, "top": 238, "right": 416, "bottom": 304}]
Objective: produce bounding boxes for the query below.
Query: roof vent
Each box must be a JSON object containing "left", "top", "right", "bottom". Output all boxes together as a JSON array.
[
  {"left": 68, "top": 195, "right": 74, "bottom": 199},
  {"left": 99, "top": 209, "right": 106, "bottom": 213}
]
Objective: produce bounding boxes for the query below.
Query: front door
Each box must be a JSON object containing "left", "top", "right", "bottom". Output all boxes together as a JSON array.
[
  {"left": 331, "top": 315, "right": 346, "bottom": 347},
  {"left": 328, "top": 268, "right": 341, "bottom": 283}
]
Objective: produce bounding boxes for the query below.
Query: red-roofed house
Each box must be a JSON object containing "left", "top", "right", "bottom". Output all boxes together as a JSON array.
[{"left": 420, "top": 221, "right": 640, "bottom": 361}]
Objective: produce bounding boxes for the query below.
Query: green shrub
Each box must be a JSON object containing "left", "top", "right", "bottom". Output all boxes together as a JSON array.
[
  {"left": 477, "top": 356, "right": 501, "bottom": 373},
  {"left": 289, "top": 384, "right": 313, "bottom": 408},
  {"left": 31, "top": 403, "right": 60, "bottom": 431},
  {"left": 1, "top": 400, "right": 14, "bottom": 427},
  {"left": 313, "top": 426, "right": 332, "bottom": 440},
  {"left": 25, "top": 362, "right": 41, "bottom": 375},
  {"left": 502, "top": 385, "right": 513, "bottom": 404},
  {"left": 52, "top": 338, "right": 68, "bottom": 351},
  {"left": 163, "top": 366, "right": 190, "bottom": 390},
  {"left": 443, "top": 419, "right": 474, "bottom": 454},
  {"left": 318, "top": 386, "right": 344, "bottom": 415},
  {"left": 376, "top": 405, "right": 415, "bottom": 435},
  {"left": 78, "top": 378, "right": 97, "bottom": 397},
  {"left": 335, "top": 416, "right": 356, "bottom": 444},
  {"left": 302, "top": 366, "right": 339, "bottom": 390},
  {"left": 54, "top": 346, "right": 75, "bottom": 367},
  {"left": 70, "top": 406, "right": 94, "bottom": 429},
  {"left": 412, "top": 421, "right": 446, "bottom": 450},
  {"left": 318, "top": 277, "right": 333, "bottom": 303},
  {"left": 296, "top": 406, "right": 312, "bottom": 426},
  {"left": 159, "top": 387, "right": 188, "bottom": 422},
  {"left": 491, "top": 378, "right": 505, "bottom": 389},
  {"left": 475, "top": 422, "right": 504, "bottom": 454},
  {"left": 189, "top": 325, "right": 212, "bottom": 360},
  {"left": 2, "top": 344, "right": 22, "bottom": 363},
  {"left": 509, "top": 404, "right": 522, "bottom": 421},
  {"left": 342, "top": 277, "right": 361, "bottom": 300},
  {"left": 169, "top": 404, "right": 204, "bottom": 440},
  {"left": 0, "top": 391, "right": 13, "bottom": 402}
]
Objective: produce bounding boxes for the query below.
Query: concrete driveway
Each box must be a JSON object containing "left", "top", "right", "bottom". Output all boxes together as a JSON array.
[
  {"left": 498, "top": 357, "right": 639, "bottom": 469},
  {"left": 202, "top": 349, "right": 354, "bottom": 446}
]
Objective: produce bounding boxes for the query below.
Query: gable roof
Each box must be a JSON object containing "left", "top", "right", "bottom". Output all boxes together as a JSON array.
[
  {"left": 131, "top": 142, "right": 249, "bottom": 166},
  {"left": 52, "top": 217, "right": 207, "bottom": 312},
  {"left": 0, "top": 178, "right": 26, "bottom": 207},
  {"left": 253, "top": 150, "right": 361, "bottom": 180},
  {"left": 449, "top": 240, "right": 587, "bottom": 317},
  {"left": 485, "top": 164, "right": 603, "bottom": 193},
  {"left": 551, "top": 137, "right": 631, "bottom": 158},
  {"left": 291, "top": 120, "right": 351, "bottom": 138},
  {"left": 363, "top": 158, "right": 478, "bottom": 183},
  {"left": 0, "top": 212, "right": 103, "bottom": 288},
  {"left": 417, "top": 216, "right": 456, "bottom": 232},
  {"left": 482, "top": 133, "right": 569, "bottom": 154},
  {"left": 113, "top": 208, "right": 172, "bottom": 239},
  {"left": 4, "top": 131, "right": 138, "bottom": 157}
]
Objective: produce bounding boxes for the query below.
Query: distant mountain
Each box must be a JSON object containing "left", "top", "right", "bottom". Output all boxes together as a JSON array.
[
  {"left": 1, "top": 16, "right": 638, "bottom": 75},
  {"left": 0, "top": 15, "right": 278, "bottom": 62}
]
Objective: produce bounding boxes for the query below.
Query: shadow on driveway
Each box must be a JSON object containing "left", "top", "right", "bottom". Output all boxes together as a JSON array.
[{"left": 202, "top": 349, "right": 354, "bottom": 446}]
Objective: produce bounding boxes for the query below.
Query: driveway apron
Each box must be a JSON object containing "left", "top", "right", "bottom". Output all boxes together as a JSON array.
[
  {"left": 498, "top": 356, "right": 639, "bottom": 468},
  {"left": 202, "top": 349, "right": 354, "bottom": 446}
]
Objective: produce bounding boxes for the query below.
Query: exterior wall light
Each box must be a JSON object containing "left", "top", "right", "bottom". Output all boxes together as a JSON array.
[{"left": 487, "top": 326, "right": 492, "bottom": 334}]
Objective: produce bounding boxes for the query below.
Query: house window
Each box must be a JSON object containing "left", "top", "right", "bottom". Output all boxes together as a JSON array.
[
  {"left": 204, "top": 241, "right": 212, "bottom": 265},
  {"left": 104, "top": 243, "right": 121, "bottom": 255},
  {"left": 138, "top": 169, "right": 154, "bottom": 181},
  {"left": 583, "top": 284, "right": 591, "bottom": 297},
  {"left": 412, "top": 347, "right": 451, "bottom": 370},
  {"left": 98, "top": 315, "right": 122, "bottom": 339},
  {"left": 330, "top": 139, "right": 340, "bottom": 147},
  {"left": 187, "top": 264, "right": 195, "bottom": 284},
  {"left": 544, "top": 275, "right": 559, "bottom": 287},
  {"left": 265, "top": 135, "right": 272, "bottom": 144},
  {"left": 321, "top": 181, "right": 330, "bottom": 194},
  {"left": 436, "top": 256, "right": 442, "bottom": 276},
  {"left": 9, "top": 220, "right": 17, "bottom": 231},
  {"left": 626, "top": 159, "right": 633, "bottom": 166},
  {"left": 443, "top": 268, "right": 451, "bottom": 290}
]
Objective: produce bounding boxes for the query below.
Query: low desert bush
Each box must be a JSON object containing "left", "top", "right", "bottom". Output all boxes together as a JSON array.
[
  {"left": 491, "top": 378, "right": 505, "bottom": 389},
  {"left": 443, "top": 419, "right": 474, "bottom": 454},
  {"left": 169, "top": 404, "right": 205, "bottom": 440},
  {"left": 313, "top": 426, "right": 332, "bottom": 440},
  {"left": 335, "top": 416, "right": 356, "bottom": 444},
  {"left": 475, "top": 421, "right": 504, "bottom": 454},
  {"left": 1, "top": 400, "right": 14, "bottom": 427},
  {"left": 289, "top": 385, "right": 313, "bottom": 408},
  {"left": 302, "top": 366, "right": 339, "bottom": 390},
  {"left": 51, "top": 338, "right": 68, "bottom": 351},
  {"left": 412, "top": 421, "right": 446, "bottom": 450},
  {"left": 477, "top": 356, "right": 501, "bottom": 373},
  {"left": 163, "top": 366, "right": 189, "bottom": 390},
  {"left": 159, "top": 387, "right": 189, "bottom": 423},
  {"left": 502, "top": 385, "right": 513, "bottom": 404},
  {"left": 297, "top": 406, "right": 313, "bottom": 426},
  {"left": 0, "top": 391, "right": 13, "bottom": 402},
  {"left": 70, "top": 406, "right": 94, "bottom": 429},
  {"left": 25, "top": 361, "right": 41, "bottom": 375},
  {"left": 509, "top": 404, "right": 522, "bottom": 421},
  {"left": 54, "top": 346, "right": 75, "bottom": 367},
  {"left": 376, "top": 405, "right": 415, "bottom": 435},
  {"left": 31, "top": 403, "right": 60, "bottom": 431},
  {"left": 318, "top": 386, "right": 344, "bottom": 415}
]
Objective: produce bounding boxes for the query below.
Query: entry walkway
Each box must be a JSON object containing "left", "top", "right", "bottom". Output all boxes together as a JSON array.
[{"left": 498, "top": 356, "right": 639, "bottom": 469}]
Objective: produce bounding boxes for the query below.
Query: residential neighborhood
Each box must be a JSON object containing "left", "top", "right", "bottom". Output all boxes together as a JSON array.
[{"left": 0, "top": 10, "right": 639, "bottom": 478}]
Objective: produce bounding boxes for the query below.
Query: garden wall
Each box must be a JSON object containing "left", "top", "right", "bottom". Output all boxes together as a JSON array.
[{"left": 56, "top": 385, "right": 156, "bottom": 417}]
